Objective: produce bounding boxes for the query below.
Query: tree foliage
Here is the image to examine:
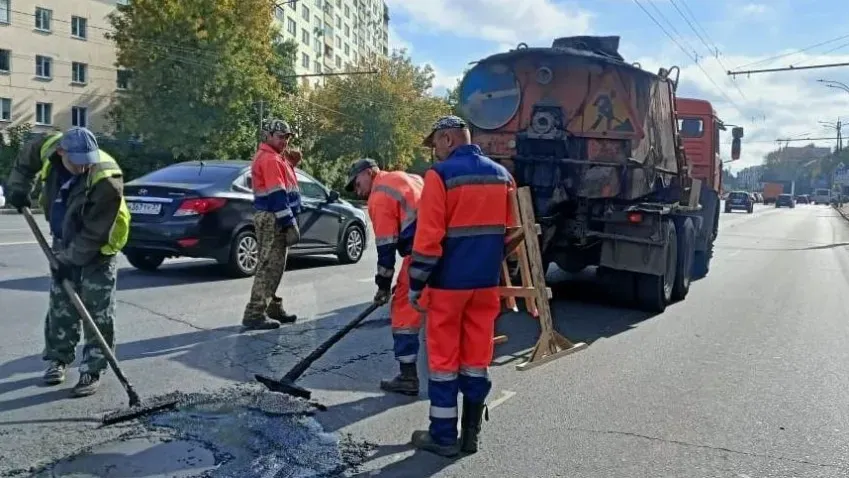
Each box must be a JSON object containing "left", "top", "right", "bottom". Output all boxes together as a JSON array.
[
  {"left": 0, "top": 123, "right": 33, "bottom": 182},
  {"left": 298, "top": 50, "right": 450, "bottom": 190},
  {"left": 107, "top": 0, "right": 293, "bottom": 160}
]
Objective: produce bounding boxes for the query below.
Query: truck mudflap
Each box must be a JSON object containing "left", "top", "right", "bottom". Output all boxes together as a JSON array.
[{"left": 596, "top": 208, "right": 672, "bottom": 276}]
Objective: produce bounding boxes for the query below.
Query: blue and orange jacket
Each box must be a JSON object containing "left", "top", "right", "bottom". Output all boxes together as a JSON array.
[
  {"left": 368, "top": 170, "right": 424, "bottom": 290},
  {"left": 409, "top": 144, "right": 515, "bottom": 292},
  {"left": 251, "top": 144, "right": 302, "bottom": 227}
]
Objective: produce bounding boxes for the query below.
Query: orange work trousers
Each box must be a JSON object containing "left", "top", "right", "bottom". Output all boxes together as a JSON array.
[{"left": 390, "top": 256, "right": 424, "bottom": 363}]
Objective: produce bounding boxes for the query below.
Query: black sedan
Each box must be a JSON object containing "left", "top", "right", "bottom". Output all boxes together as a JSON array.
[{"left": 122, "top": 160, "right": 369, "bottom": 277}]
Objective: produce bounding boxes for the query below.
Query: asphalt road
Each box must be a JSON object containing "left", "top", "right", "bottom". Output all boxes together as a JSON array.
[{"left": 1, "top": 202, "right": 848, "bottom": 477}]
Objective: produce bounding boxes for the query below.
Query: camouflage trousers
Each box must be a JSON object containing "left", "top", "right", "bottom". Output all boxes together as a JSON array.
[
  {"left": 243, "top": 211, "right": 290, "bottom": 322},
  {"left": 43, "top": 254, "right": 118, "bottom": 375}
]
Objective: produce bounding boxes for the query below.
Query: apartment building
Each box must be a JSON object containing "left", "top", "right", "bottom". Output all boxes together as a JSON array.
[
  {"left": 274, "top": 0, "right": 390, "bottom": 85},
  {"left": 0, "top": 0, "right": 129, "bottom": 135}
]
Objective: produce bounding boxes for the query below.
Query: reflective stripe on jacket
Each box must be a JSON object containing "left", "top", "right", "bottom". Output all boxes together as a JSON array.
[
  {"left": 366, "top": 171, "right": 423, "bottom": 290},
  {"left": 252, "top": 144, "right": 302, "bottom": 227},
  {"left": 410, "top": 144, "right": 514, "bottom": 291}
]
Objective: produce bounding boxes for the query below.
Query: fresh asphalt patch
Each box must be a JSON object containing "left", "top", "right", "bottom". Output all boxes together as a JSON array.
[{"left": 20, "top": 384, "right": 376, "bottom": 478}]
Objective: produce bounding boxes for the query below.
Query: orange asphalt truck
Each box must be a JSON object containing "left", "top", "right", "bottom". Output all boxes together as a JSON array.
[
  {"left": 457, "top": 36, "right": 742, "bottom": 312},
  {"left": 762, "top": 182, "right": 784, "bottom": 204}
]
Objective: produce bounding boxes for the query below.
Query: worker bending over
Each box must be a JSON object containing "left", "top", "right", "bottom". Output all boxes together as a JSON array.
[
  {"left": 346, "top": 158, "right": 425, "bottom": 395},
  {"left": 408, "top": 115, "right": 515, "bottom": 456},
  {"left": 6, "top": 127, "right": 129, "bottom": 397},
  {"left": 242, "top": 119, "right": 302, "bottom": 331}
]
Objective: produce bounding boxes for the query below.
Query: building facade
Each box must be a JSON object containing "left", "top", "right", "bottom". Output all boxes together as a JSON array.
[
  {"left": 274, "top": 0, "right": 389, "bottom": 86},
  {"left": 0, "top": 0, "right": 128, "bottom": 135},
  {"left": 0, "top": 0, "right": 390, "bottom": 136}
]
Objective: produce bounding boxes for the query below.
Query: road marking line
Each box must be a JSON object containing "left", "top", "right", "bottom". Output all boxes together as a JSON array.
[
  {"left": 357, "top": 277, "right": 373, "bottom": 282},
  {"left": 0, "top": 241, "right": 37, "bottom": 247},
  {"left": 488, "top": 389, "right": 516, "bottom": 410}
]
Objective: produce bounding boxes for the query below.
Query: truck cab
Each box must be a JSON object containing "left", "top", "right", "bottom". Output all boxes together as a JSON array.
[{"left": 676, "top": 98, "right": 742, "bottom": 193}]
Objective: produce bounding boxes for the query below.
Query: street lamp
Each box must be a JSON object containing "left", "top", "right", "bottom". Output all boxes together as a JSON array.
[{"left": 817, "top": 78, "right": 849, "bottom": 95}]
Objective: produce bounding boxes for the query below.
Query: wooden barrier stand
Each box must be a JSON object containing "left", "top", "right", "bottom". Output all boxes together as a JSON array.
[{"left": 496, "top": 187, "right": 588, "bottom": 370}]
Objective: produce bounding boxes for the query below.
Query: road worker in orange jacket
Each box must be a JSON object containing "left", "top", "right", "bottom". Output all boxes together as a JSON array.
[
  {"left": 345, "top": 158, "right": 426, "bottom": 395},
  {"left": 409, "top": 115, "right": 515, "bottom": 457},
  {"left": 242, "top": 118, "right": 302, "bottom": 331}
]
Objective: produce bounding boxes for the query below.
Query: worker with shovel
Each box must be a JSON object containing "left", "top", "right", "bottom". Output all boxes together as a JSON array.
[
  {"left": 345, "top": 158, "right": 426, "bottom": 395},
  {"left": 5, "top": 127, "right": 129, "bottom": 397},
  {"left": 408, "top": 115, "right": 515, "bottom": 457}
]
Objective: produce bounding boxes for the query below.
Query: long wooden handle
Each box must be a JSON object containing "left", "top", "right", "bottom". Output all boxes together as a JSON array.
[{"left": 21, "top": 207, "right": 140, "bottom": 406}]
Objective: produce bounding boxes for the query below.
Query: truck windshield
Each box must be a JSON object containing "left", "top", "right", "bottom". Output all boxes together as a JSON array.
[
  {"left": 815, "top": 189, "right": 830, "bottom": 195},
  {"left": 678, "top": 118, "right": 704, "bottom": 138}
]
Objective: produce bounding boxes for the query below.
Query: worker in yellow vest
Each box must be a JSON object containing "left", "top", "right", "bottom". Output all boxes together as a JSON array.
[{"left": 6, "top": 127, "right": 130, "bottom": 397}]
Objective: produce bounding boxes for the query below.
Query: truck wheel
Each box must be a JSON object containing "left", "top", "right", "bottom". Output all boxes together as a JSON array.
[
  {"left": 672, "top": 218, "right": 695, "bottom": 302},
  {"left": 636, "top": 219, "right": 677, "bottom": 313},
  {"left": 598, "top": 267, "right": 636, "bottom": 307}
]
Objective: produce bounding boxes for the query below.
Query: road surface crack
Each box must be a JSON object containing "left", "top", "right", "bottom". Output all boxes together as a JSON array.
[
  {"left": 565, "top": 427, "right": 847, "bottom": 470},
  {"left": 118, "top": 299, "right": 211, "bottom": 332}
]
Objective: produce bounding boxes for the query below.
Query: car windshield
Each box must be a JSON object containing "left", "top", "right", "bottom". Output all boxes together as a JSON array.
[
  {"left": 729, "top": 192, "right": 747, "bottom": 199},
  {"left": 135, "top": 164, "right": 240, "bottom": 184}
]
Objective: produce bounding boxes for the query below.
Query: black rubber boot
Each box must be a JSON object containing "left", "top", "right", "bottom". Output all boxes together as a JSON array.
[
  {"left": 380, "top": 362, "right": 419, "bottom": 396},
  {"left": 411, "top": 430, "right": 460, "bottom": 457},
  {"left": 266, "top": 297, "right": 297, "bottom": 324},
  {"left": 241, "top": 317, "right": 281, "bottom": 331},
  {"left": 460, "top": 399, "right": 489, "bottom": 454}
]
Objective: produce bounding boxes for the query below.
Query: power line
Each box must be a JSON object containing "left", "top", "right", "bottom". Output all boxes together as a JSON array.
[
  {"left": 631, "top": 0, "right": 746, "bottom": 118},
  {"left": 728, "top": 62, "right": 849, "bottom": 77},
  {"left": 732, "top": 33, "right": 849, "bottom": 70},
  {"left": 645, "top": 0, "right": 699, "bottom": 60},
  {"left": 793, "top": 40, "right": 849, "bottom": 67}
]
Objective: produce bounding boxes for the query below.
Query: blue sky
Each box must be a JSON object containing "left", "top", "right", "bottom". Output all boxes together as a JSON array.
[{"left": 386, "top": 0, "right": 849, "bottom": 171}]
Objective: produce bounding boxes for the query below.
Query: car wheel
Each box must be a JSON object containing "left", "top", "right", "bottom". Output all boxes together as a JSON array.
[
  {"left": 724, "top": 207, "right": 732, "bottom": 213},
  {"left": 125, "top": 251, "right": 165, "bottom": 272},
  {"left": 337, "top": 224, "right": 365, "bottom": 264},
  {"left": 225, "top": 229, "right": 259, "bottom": 278}
]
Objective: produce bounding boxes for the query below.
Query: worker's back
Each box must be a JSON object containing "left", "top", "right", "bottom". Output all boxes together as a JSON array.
[
  {"left": 369, "top": 171, "right": 424, "bottom": 257},
  {"left": 418, "top": 144, "right": 513, "bottom": 290}
]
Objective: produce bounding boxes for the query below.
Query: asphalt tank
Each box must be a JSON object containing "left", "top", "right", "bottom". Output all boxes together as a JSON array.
[{"left": 458, "top": 36, "right": 684, "bottom": 220}]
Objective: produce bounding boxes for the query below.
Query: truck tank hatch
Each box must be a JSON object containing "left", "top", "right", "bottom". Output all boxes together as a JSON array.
[
  {"left": 459, "top": 63, "right": 522, "bottom": 130},
  {"left": 551, "top": 36, "right": 624, "bottom": 61}
]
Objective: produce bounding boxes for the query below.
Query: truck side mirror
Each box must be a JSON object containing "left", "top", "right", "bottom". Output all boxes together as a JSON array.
[
  {"left": 732, "top": 126, "right": 744, "bottom": 139},
  {"left": 731, "top": 138, "right": 741, "bottom": 160}
]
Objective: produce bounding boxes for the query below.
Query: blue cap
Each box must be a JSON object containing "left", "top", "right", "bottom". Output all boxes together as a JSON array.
[
  {"left": 422, "top": 115, "right": 468, "bottom": 146},
  {"left": 59, "top": 127, "right": 100, "bottom": 165}
]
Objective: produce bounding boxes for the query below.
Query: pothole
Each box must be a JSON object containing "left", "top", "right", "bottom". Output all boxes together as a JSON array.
[{"left": 36, "top": 384, "right": 375, "bottom": 477}]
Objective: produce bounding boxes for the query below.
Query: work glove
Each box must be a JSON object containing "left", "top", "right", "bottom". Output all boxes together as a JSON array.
[
  {"left": 8, "top": 191, "right": 31, "bottom": 212},
  {"left": 283, "top": 223, "right": 300, "bottom": 246},
  {"left": 51, "top": 258, "right": 73, "bottom": 283},
  {"left": 409, "top": 289, "right": 425, "bottom": 313},
  {"left": 374, "top": 288, "right": 391, "bottom": 306}
]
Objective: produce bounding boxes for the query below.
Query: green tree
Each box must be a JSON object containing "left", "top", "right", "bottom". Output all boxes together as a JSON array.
[
  {"left": 107, "top": 0, "right": 293, "bottom": 161},
  {"left": 0, "top": 123, "right": 33, "bottom": 182},
  {"left": 270, "top": 38, "right": 299, "bottom": 94},
  {"left": 299, "top": 49, "right": 451, "bottom": 190}
]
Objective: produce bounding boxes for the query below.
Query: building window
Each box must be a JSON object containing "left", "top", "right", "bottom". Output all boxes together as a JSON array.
[
  {"left": 0, "top": 0, "right": 9, "bottom": 24},
  {"left": 72, "top": 62, "right": 87, "bottom": 84},
  {"left": 313, "top": 35, "right": 321, "bottom": 51},
  {"left": 344, "top": 4, "right": 350, "bottom": 18},
  {"left": 35, "top": 7, "right": 51, "bottom": 31},
  {"left": 117, "top": 69, "right": 131, "bottom": 89},
  {"left": 302, "top": 5, "right": 310, "bottom": 21},
  {"left": 0, "top": 49, "right": 9, "bottom": 73},
  {"left": 287, "top": 0, "right": 296, "bottom": 9},
  {"left": 71, "top": 16, "right": 87, "bottom": 39},
  {"left": 336, "top": 36, "right": 341, "bottom": 48},
  {"left": 287, "top": 17, "right": 296, "bottom": 35},
  {"left": 314, "top": 15, "right": 321, "bottom": 26},
  {"left": 315, "top": 62, "right": 321, "bottom": 74},
  {"left": 71, "top": 106, "right": 87, "bottom": 127},
  {"left": 301, "top": 53, "right": 310, "bottom": 69},
  {"left": 335, "top": 55, "right": 341, "bottom": 68},
  {"left": 302, "top": 28, "right": 310, "bottom": 44},
  {"left": 344, "top": 43, "right": 349, "bottom": 56},
  {"left": 336, "top": 0, "right": 341, "bottom": 7},
  {"left": 324, "top": 23, "right": 333, "bottom": 37},
  {"left": 344, "top": 24, "right": 349, "bottom": 37},
  {"left": 35, "top": 55, "right": 52, "bottom": 79},
  {"left": 353, "top": 32, "right": 357, "bottom": 44},
  {"left": 274, "top": 6, "right": 284, "bottom": 20},
  {"left": 336, "top": 15, "right": 341, "bottom": 28},
  {"left": 0, "top": 98, "right": 10, "bottom": 121},
  {"left": 314, "top": 0, "right": 321, "bottom": 7},
  {"left": 35, "top": 102, "right": 52, "bottom": 125}
]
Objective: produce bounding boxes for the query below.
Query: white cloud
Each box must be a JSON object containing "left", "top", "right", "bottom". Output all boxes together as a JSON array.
[
  {"left": 388, "top": 24, "right": 411, "bottom": 53},
  {"left": 384, "top": 0, "right": 592, "bottom": 46},
  {"left": 741, "top": 3, "right": 769, "bottom": 15},
  {"left": 427, "top": 64, "right": 460, "bottom": 96}
]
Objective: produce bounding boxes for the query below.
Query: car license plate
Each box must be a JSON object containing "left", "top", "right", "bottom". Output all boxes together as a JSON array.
[{"left": 128, "top": 202, "right": 162, "bottom": 215}]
